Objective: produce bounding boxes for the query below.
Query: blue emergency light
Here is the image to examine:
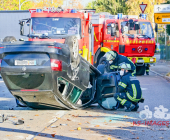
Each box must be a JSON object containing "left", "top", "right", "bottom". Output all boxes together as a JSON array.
[
  {"left": 71, "top": 9, "right": 77, "bottom": 13},
  {"left": 36, "top": 9, "right": 42, "bottom": 13},
  {"left": 145, "top": 48, "right": 148, "bottom": 51},
  {"left": 117, "top": 13, "right": 123, "bottom": 19},
  {"left": 132, "top": 48, "right": 135, "bottom": 51},
  {"left": 141, "top": 14, "right": 147, "bottom": 19}
]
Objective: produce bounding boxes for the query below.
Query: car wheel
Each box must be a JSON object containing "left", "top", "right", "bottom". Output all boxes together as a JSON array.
[
  {"left": 3, "top": 36, "right": 17, "bottom": 43},
  {"left": 65, "top": 36, "right": 79, "bottom": 62}
]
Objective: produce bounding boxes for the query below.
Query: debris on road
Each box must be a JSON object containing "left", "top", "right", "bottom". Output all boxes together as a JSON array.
[
  {"left": 51, "top": 134, "right": 55, "bottom": 137},
  {"left": 60, "top": 124, "right": 67, "bottom": 126},
  {"left": 51, "top": 125, "right": 58, "bottom": 128},
  {"left": 77, "top": 127, "right": 81, "bottom": 130}
]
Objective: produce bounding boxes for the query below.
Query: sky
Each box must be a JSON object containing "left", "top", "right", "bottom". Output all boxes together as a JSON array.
[{"left": 63, "top": 0, "right": 93, "bottom": 8}]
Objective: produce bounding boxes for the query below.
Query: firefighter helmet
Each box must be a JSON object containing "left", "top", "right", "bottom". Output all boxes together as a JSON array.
[
  {"left": 119, "top": 62, "right": 131, "bottom": 70},
  {"left": 105, "top": 51, "right": 117, "bottom": 61}
]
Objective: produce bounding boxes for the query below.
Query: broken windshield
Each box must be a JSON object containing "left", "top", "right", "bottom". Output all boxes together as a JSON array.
[
  {"left": 30, "top": 17, "right": 81, "bottom": 36},
  {"left": 121, "top": 21, "right": 154, "bottom": 38}
]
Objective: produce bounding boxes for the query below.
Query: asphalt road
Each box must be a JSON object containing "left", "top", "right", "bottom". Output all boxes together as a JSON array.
[{"left": 0, "top": 72, "right": 170, "bottom": 140}]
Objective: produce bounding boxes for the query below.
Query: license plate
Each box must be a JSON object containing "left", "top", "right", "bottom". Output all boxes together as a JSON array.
[
  {"left": 137, "top": 60, "right": 144, "bottom": 63},
  {"left": 15, "top": 60, "right": 36, "bottom": 66}
]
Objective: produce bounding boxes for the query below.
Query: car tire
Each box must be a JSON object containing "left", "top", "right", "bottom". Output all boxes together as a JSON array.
[
  {"left": 136, "top": 65, "right": 145, "bottom": 75},
  {"left": 65, "top": 36, "right": 79, "bottom": 61},
  {"left": 3, "top": 36, "right": 17, "bottom": 43},
  {"left": 65, "top": 36, "right": 80, "bottom": 69}
]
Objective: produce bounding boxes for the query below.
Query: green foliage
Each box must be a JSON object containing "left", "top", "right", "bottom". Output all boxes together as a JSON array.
[
  {"left": 86, "top": 0, "right": 129, "bottom": 15},
  {"left": 0, "top": 0, "right": 64, "bottom": 10},
  {"left": 164, "top": 0, "right": 170, "bottom": 4},
  {"left": 166, "top": 25, "right": 170, "bottom": 36}
]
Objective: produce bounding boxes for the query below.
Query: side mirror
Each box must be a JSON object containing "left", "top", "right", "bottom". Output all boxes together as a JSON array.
[
  {"left": 135, "top": 23, "right": 140, "bottom": 30},
  {"left": 155, "top": 24, "right": 158, "bottom": 33},
  {"left": 121, "top": 27, "right": 124, "bottom": 33},
  {"left": 111, "top": 24, "right": 116, "bottom": 36},
  {"left": 88, "top": 23, "right": 92, "bottom": 34},
  {"left": 130, "top": 22, "right": 134, "bottom": 28},
  {"left": 19, "top": 20, "right": 25, "bottom": 35}
]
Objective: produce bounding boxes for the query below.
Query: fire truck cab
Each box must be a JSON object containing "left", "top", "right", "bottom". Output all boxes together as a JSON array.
[
  {"left": 19, "top": 7, "right": 95, "bottom": 66},
  {"left": 92, "top": 13, "right": 156, "bottom": 75}
]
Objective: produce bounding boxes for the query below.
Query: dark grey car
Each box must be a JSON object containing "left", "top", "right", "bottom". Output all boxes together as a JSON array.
[{"left": 0, "top": 41, "right": 120, "bottom": 110}]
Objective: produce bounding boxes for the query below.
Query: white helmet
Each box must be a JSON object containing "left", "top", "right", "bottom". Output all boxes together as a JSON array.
[
  {"left": 105, "top": 51, "right": 117, "bottom": 61},
  {"left": 119, "top": 62, "right": 131, "bottom": 70}
]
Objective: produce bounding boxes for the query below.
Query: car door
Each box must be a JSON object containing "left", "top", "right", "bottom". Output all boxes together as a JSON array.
[{"left": 96, "top": 64, "right": 120, "bottom": 110}]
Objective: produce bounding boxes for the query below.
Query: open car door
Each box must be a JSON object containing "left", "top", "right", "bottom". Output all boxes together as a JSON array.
[{"left": 96, "top": 64, "right": 121, "bottom": 110}]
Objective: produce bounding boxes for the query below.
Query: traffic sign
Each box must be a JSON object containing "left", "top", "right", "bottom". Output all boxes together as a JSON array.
[
  {"left": 158, "top": 28, "right": 163, "bottom": 32},
  {"left": 154, "top": 4, "right": 170, "bottom": 13},
  {"left": 140, "top": 4, "right": 147, "bottom": 13},
  {"left": 154, "top": 13, "right": 170, "bottom": 24}
]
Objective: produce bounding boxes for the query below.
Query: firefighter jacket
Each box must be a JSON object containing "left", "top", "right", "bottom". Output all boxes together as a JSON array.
[
  {"left": 118, "top": 72, "right": 142, "bottom": 102},
  {"left": 110, "top": 52, "right": 136, "bottom": 75}
]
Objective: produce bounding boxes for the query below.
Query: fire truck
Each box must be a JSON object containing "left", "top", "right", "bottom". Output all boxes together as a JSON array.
[
  {"left": 17, "top": 8, "right": 156, "bottom": 75},
  {"left": 91, "top": 14, "right": 157, "bottom": 75}
]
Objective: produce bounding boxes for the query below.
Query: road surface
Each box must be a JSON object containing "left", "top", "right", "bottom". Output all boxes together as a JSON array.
[{"left": 0, "top": 71, "right": 170, "bottom": 140}]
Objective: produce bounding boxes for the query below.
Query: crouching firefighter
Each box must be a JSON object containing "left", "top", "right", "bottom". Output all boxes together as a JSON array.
[
  {"left": 114, "top": 63, "right": 142, "bottom": 112},
  {"left": 102, "top": 51, "right": 136, "bottom": 76}
]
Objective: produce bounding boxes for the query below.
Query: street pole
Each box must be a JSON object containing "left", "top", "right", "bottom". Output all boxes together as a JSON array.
[
  {"left": 165, "top": 25, "right": 167, "bottom": 46},
  {"left": 157, "top": 31, "right": 158, "bottom": 45},
  {"left": 19, "top": 0, "right": 21, "bottom": 10}
]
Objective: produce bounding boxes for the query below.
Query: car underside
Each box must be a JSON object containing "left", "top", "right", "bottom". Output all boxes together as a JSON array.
[{"left": 0, "top": 41, "right": 121, "bottom": 110}]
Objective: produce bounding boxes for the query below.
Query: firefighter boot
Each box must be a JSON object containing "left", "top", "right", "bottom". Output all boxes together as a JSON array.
[
  {"left": 125, "top": 104, "right": 135, "bottom": 112},
  {"left": 115, "top": 102, "right": 124, "bottom": 109},
  {"left": 131, "top": 103, "right": 139, "bottom": 111}
]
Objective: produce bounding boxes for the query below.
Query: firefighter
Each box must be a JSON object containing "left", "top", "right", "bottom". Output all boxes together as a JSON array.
[
  {"left": 114, "top": 63, "right": 142, "bottom": 112},
  {"left": 146, "top": 64, "right": 150, "bottom": 75},
  {"left": 102, "top": 50, "right": 136, "bottom": 76}
]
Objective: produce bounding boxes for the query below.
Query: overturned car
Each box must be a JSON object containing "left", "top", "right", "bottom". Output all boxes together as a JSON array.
[{"left": 0, "top": 41, "right": 121, "bottom": 110}]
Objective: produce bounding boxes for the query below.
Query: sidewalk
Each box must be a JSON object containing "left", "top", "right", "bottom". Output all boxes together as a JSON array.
[{"left": 151, "top": 54, "right": 170, "bottom": 81}]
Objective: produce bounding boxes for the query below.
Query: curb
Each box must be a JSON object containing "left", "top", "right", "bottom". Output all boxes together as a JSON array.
[{"left": 150, "top": 70, "right": 170, "bottom": 82}]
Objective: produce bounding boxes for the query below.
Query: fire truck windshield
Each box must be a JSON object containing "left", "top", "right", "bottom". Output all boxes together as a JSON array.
[
  {"left": 31, "top": 17, "right": 81, "bottom": 36},
  {"left": 121, "top": 21, "right": 154, "bottom": 39}
]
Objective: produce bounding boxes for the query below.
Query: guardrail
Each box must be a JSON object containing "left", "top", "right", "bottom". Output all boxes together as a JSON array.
[{"left": 160, "top": 45, "right": 170, "bottom": 60}]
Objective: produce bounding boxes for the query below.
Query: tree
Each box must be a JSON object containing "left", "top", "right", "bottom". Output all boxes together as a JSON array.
[
  {"left": 0, "top": 0, "right": 65, "bottom": 10},
  {"left": 67, "top": 0, "right": 84, "bottom": 9},
  {"left": 86, "top": 0, "right": 129, "bottom": 15}
]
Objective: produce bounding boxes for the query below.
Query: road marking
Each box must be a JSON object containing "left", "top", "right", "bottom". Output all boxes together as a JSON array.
[
  {"left": 141, "top": 88, "right": 148, "bottom": 90},
  {"left": 31, "top": 111, "right": 66, "bottom": 140},
  {"left": 0, "top": 97, "right": 12, "bottom": 101},
  {"left": 49, "top": 111, "right": 65, "bottom": 123},
  {"left": 25, "top": 135, "right": 34, "bottom": 140}
]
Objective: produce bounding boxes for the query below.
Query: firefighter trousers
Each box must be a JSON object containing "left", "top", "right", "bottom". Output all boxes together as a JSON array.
[
  {"left": 114, "top": 92, "right": 137, "bottom": 108},
  {"left": 146, "top": 64, "right": 150, "bottom": 74}
]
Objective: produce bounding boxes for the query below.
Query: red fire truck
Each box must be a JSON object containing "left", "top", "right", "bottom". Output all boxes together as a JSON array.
[
  {"left": 18, "top": 8, "right": 156, "bottom": 75},
  {"left": 91, "top": 14, "right": 156, "bottom": 75},
  {"left": 18, "top": 7, "right": 95, "bottom": 70}
]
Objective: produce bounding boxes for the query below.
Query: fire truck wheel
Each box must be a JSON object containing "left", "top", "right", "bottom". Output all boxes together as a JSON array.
[
  {"left": 3, "top": 36, "right": 17, "bottom": 43},
  {"left": 136, "top": 65, "right": 145, "bottom": 75},
  {"left": 65, "top": 36, "right": 79, "bottom": 63}
]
